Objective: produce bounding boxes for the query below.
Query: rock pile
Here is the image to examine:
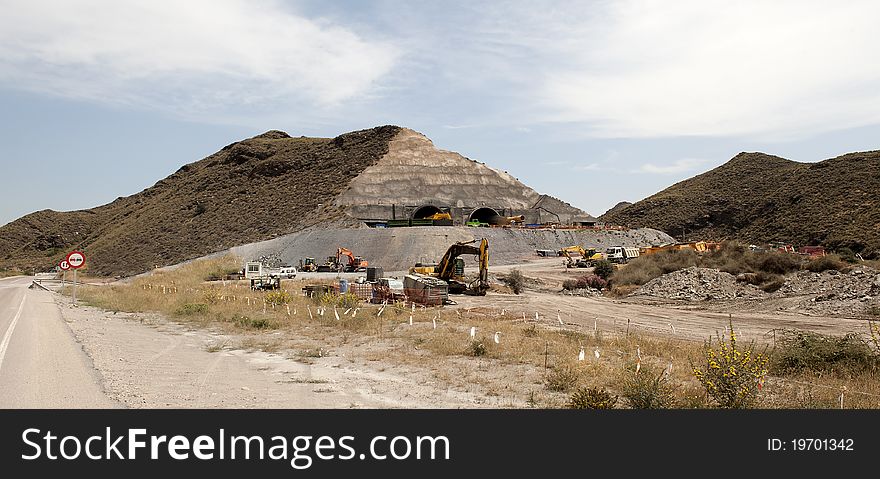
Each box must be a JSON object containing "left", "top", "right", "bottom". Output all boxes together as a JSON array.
[
  {"left": 634, "top": 267, "right": 764, "bottom": 301},
  {"left": 774, "top": 267, "right": 880, "bottom": 317}
]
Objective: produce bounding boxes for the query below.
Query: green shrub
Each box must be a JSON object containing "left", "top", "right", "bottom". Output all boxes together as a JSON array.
[
  {"left": 592, "top": 260, "right": 614, "bottom": 280},
  {"left": 771, "top": 330, "right": 878, "bottom": 377},
  {"left": 619, "top": 365, "right": 676, "bottom": 409},
  {"left": 467, "top": 339, "right": 488, "bottom": 357},
  {"left": 836, "top": 247, "right": 858, "bottom": 263},
  {"left": 692, "top": 321, "right": 769, "bottom": 408},
  {"left": 233, "top": 314, "right": 277, "bottom": 330},
  {"left": 757, "top": 253, "right": 801, "bottom": 275},
  {"left": 175, "top": 303, "right": 208, "bottom": 316},
  {"left": 806, "top": 256, "right": 846, "bottom": 273},
  {"left": 265, "top": 290, "right": 292, "bottom": 305},
  {"left": 562, "top": 279, "right": 579, "bottom": 291},
  {"left": 504, "top": 269, "right": 525, "bottom": 294},
  {"left": 545, "top": 365, "right": 579, "bottom": 392},
  {"left": 567, "top": 386, "right": 618, "bottom": 409}
]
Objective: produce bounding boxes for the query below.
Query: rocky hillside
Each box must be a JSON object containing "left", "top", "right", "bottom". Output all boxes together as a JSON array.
[
  {"left": 1, "top": 125, "right": 596, "bottom": 277},
  {"left": 600, "top": 151, "right": 880, "bottom": 258},
  {"left": 0, "top": 127, "right": 401, "bottom": 276}
]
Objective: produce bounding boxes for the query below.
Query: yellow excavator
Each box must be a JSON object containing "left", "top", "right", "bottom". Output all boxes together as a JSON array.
[
  {"left": 559, "top": 245, "right": 604, "bottom": 268},
  {"left": 425, "top": 212, "right": 453, "bottom": 221},
  {"left": 410, "top": 238, "right": 489, "bottom": 295}
]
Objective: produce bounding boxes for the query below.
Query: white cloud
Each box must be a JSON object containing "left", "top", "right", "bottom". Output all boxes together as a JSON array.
[
  {"left": 0, "top": 0, "right": 398, "bottom": 118},
  {"left": 633, "top": 158, "right": 710, "bottom": 175},
  {"left": 573, "top": 162, "right": 605, "bottom": 171},
  {"left": 523, "top": 1, "right": 880, "bottom": 139}
]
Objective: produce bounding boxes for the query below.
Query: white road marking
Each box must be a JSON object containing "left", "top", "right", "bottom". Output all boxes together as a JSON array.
[{"left": 0, "top": 294, "right": 27, "bottom": 373}]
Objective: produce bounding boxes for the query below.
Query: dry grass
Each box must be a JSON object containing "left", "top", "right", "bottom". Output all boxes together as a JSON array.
[{"left": 72, "top": 255, "right": 880, "bottom": 408}]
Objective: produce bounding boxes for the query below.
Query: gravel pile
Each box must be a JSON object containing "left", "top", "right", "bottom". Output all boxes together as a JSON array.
[
  {"left": 634, "top": 267, "right": 764, "bottom": 301},
  {"left": 773, "top": 267, "right": 880, "bottom": 317}
]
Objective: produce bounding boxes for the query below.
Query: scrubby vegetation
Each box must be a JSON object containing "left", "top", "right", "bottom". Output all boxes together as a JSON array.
[
  {"left": 70, "top": 255, "right": 880, "bottom": 409},
  {"left": 610, "top": 242, "right": 853, "bottom": 292},
  {"left": 503, "top": 269, "right": 525, "bottom": 294},
  {"left": 567, "top": 386, "right": 618, "bottom": 409},
  {"left": 771, "top": 330, "right": 878, "bottom": 377},
  {"left": 692, "top": 321, "right": 769, "bottom": 409}
]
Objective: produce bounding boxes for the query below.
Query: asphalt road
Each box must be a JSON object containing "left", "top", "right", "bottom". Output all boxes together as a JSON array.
[{"left": 0, "top": 276, "right": 117, "bottom": 408}]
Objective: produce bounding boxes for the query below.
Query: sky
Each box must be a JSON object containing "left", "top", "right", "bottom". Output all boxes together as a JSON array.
[{"left": 2, "top": 0, "right": 879, "bottom": 226}]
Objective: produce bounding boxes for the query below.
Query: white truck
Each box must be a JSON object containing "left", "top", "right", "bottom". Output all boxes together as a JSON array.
[
  {"left": 605, "top": 246, "right": 640, "bottom": 264},
  {"left": 244, "top": 261, "right": 282, "bottom": 290}
]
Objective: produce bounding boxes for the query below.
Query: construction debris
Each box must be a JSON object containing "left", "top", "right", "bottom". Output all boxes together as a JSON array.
[{"left": 633, "top": 267, "right": 763, "bottom": 301}]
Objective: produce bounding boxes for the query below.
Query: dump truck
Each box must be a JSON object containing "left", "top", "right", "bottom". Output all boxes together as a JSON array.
[
  {"left": 244, "top": 261, "right": 281, "bottom": 290},
  {"left": 605, "top": 246, "right": 640, "bottom": 264}
]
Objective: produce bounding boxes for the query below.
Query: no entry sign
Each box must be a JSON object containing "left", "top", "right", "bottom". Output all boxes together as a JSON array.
[
  {"left": 66, "top": 251, "right": 86, "bottom": 269},
  {"left": 59, "top": 260, "right": 70, "bottom": 271}
]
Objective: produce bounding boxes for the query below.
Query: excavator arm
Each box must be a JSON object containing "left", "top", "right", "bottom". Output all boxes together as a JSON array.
[{"left": 435, "top": 239, "right": 489, "bottom": 295}]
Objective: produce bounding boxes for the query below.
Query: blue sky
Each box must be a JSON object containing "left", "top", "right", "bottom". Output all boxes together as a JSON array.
[{"left": 2, "top": 0, "right": 879, "bottom": 226}]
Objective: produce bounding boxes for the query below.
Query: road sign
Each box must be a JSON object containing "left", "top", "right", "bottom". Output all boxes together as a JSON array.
[
  {"left": 59, "top": 260, "right": 70, "bottom": 271},
  {"left": 66, "top": 251, "right": 86, "bottom": 269}
]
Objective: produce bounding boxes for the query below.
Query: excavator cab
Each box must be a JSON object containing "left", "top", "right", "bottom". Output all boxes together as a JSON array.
[{"left": 433, "top": 238, "right": 489, "bottom": 295}]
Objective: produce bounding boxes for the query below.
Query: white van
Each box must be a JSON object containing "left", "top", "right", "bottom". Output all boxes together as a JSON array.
[
  {"left": 279, "top": 266, "right": 297, "bottom": 279},
  {"left": 605, "top": 246, "right": 640, "bottom": 264}
]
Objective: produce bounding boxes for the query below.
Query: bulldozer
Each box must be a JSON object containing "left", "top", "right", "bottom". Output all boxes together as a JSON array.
[
  {"left": 299, "top": 257, "right": 318, "bottom": 272},
  {"left": 559, "top": 245, "right": 604, "bottom": 268},
  {"left": 410, "top": 238, "right": 489, "bottom": 295}
]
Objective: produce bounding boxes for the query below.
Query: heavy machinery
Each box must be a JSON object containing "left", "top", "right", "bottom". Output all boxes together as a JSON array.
[
  {"left": 299, "top": 257, "right": 318, "bottom": 272},
  {"left": 559, "top": 246, "right": 604, "bottom": 268},
  {"left": 410, "top": 238, "right": 489, "bottom": 295},
  {"left": 605, "top": 246, "right": 640, "bottom": 264},
  {"left": 493, "top": 215, "right": 525, "bottom": 226},
  {"left": 316, "top": 255, "right": 339, "bottom": 272},
  {"left": 244, "top": 261, "right": 281, "bottom": 290},
  {"left": 337, "top": 247, "right": 369, "bottom": 272},
  {"left": 425, "top": 212, "right": 452, "bottom": 221}
]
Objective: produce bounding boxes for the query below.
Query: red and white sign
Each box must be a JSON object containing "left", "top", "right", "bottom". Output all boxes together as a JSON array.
[
  {"left": 66, "top": 251, "right": 86, "bottom": 269},
  {"left": 59, "top": 260, "right": 71, "bottom": 271}
]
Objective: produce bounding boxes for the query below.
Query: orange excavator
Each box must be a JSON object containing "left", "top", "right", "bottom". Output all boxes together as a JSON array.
[{"left": 337, "top": 247, "right": 368, "bottom": 272}]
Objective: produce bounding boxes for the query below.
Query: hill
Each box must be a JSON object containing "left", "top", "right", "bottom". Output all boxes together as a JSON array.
[
  {"left": 600, "top": 150, "right": 880, "bottom": 258},
  {"left": 0, "top": 127, "right": 401, "bottom": 276},
  {"left": 0, "top": 126, "right": 597, "bottom": 276}
]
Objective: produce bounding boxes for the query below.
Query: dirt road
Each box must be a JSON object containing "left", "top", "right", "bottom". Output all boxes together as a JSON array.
[
  {"left": 463, "top": 258, "right": 873, "bottom": 342},
  {"left": 56, "top": 294, "right": 508, "bottom": 408}
]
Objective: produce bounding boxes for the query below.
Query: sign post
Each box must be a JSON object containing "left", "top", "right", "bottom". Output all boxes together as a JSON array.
[
  {"left": 59, "top": 259, "right": 70, "bottom": 287},
  {"left": 65, "top": 251, "right": 86, "bottom": 305}
]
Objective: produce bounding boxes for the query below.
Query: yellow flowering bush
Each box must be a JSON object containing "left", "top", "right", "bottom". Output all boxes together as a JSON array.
[{"left": 692, "top": 320, "right": 768, "bottom": 408}]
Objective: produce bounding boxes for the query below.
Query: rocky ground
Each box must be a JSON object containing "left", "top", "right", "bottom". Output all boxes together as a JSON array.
[{"left": 628, "top": 265, "right": 880, "bottom": 319}]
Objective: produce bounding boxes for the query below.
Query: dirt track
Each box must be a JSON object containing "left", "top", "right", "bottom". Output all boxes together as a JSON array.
[{"left": 469, "top": 258, "right": 873, "bottom": 343}]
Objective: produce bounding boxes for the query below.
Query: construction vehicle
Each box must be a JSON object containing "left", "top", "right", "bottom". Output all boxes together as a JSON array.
[
  {"left": 425, "top": 212, "right": 452, "bottom": 221},
  {"left": 299, "top": 257, "right": 318, "bottom": 272},
  {"left": 605, "top": 246, "right": 640, "bottom": 264},
  {"left": 410, "top": 238, "right": 489, "bottom": 295},
  {"left": 492, "top": 215, "right": 525, "bottom": 226},
  {"left": 559, "top": 245, "right": 605, "bottom": 268},
  {"left": 641, "top": 241, "right": 723, "bottom": 256},
  {"left": 337, "top": 247, "right": 369, "bottom": 272},
  {"left": 244, "top": 261, "right": 281, "bottom": 290},
  {"left": 316, "top": 255, "right": 339, "bottom": 272},
  {"left": 279, "top": 266, "right": 297, "bottom": 279}
]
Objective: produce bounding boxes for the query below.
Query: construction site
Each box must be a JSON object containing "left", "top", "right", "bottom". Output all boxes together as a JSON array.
[{"left": 4, "top": 126, "right": 880, "bottom": 410}]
